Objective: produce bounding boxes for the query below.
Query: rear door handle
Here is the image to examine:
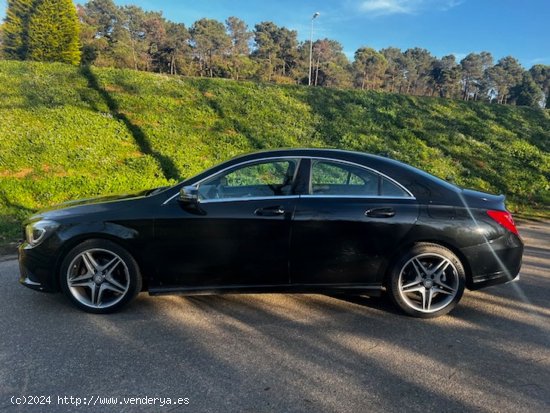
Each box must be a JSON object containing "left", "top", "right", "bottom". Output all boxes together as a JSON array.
[
  {"left": 254, "top": 206, "right": 285, "bottom": 216},
  {"left": 365, "top": 207, "right": 395, "bottom": 218}
]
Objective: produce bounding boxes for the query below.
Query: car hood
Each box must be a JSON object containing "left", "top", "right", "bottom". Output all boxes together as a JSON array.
[{"left": 29, "top": 189, "right": 155, "bottom": 221}]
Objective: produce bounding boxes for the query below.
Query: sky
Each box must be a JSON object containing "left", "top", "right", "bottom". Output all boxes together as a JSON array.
[{"left": 1, "top": 0, "right": 549, "bottom": 67}]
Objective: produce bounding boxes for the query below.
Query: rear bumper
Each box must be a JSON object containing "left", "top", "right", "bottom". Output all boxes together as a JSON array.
[
  {"left": 468, "top": 269, "right": 521, "bottom": 290},
  {"left": 462, "top": 232, "right": 523, "bottom": 290}
]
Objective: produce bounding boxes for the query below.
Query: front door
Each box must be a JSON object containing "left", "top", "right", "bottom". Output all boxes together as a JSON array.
[{"left": 152, "top": 158, "right": 300, "bottom": 290}]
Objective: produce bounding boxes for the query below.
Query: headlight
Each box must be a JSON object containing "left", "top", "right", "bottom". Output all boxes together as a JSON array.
[{"left": 25, "top": 220, "right": 59, "bottom": 247}]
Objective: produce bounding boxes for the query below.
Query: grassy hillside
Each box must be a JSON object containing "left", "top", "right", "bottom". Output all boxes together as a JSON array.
[{"left": 1, "top": 60, "right": 549, "bottom": 248}]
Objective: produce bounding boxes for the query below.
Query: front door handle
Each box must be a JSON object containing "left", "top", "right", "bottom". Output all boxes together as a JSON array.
[
  {"left": 365, "top": 207, "right": 395, "bottom": 218},
  {"left": 254, "top": 206, "right": 285, "bottom": 216}
]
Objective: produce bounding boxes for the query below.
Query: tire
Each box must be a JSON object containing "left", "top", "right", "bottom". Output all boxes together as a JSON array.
[
  {"left": 59, "top": 239, "right": 142, "bottom": 314},
  {"left": 388, "top": 243, "right": 465, "bottom": 318}
]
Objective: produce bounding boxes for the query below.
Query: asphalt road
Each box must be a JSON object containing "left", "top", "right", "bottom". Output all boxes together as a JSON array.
[{"left": 0, "top": 222, "right": 549, "bottom": 413}]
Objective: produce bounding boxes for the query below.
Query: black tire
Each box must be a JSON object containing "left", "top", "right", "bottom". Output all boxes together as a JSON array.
[
  {"left": 59, "top": 239, "right": 142, "bottom": 314},
  {"left": 388, "top": 243, "right": 465, "bottom": 318}
]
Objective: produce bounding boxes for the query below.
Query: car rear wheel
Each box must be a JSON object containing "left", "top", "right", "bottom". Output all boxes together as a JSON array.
[
  {"left": 388, "top": 243, "right": 465, "bottom": 318},
  {"left": 60, "top": 239, "right": 142, "bottom": 314}
]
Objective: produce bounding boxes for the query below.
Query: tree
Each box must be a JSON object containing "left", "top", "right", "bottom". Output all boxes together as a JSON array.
[
  {"left": 160, "top": 21, "right": 190, "bottom": 75},
  {"left": 27, "top": 0, "right": 81, "bottom": 64},
  {"left": 190, "top": 18, "right": 231, "bottom": 77},
  {"left": 430, "top": 55, "right": 461, "bottom": 98},
  {"left": 528, "top": 64, "right": 550, "bottom": 108},
  {"left": 122, "top": 5, "right": 148, "bottom": 70},
  {"left": 2, "top": 0, "right": 34, "bottom": 59},
  {"left": 509, "top": 72, "right": 544, "bottom": 107},
  {"left": 486, "top": 56, "right": 524, "bottom": 104},
  {"left": 80, "top": 0, "right": 122, "bottom": 40},
  {"left": 140, "top": 11, "right": 168, "bottom": 72},
  {"left": 380, "top": 47, "right": 405, "bottom": 93},
  {"left": 460, "top": 52, "right": 493, "bottom": 100},
  {"left": 77, "top": 0, "right": 122, "bottom": 66},
  {"left": 404, "top": 48, "right": 435, "bottom": 95},
  {"left": 253, "top": 21, "right": 298, "bottom": 81},
  {"left": 307, "top": 39, "right": 351, "bottom": 87},
  {"left": 353, "top": 47, "right": 387, "bottom": 90},
  {"left": 225, "top": 16, "right": 252, "bottom": 80},
  {"left": 226, "top": 16, "right": 250, "bottom": 55}
]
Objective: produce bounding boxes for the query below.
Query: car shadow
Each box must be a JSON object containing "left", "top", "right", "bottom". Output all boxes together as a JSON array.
[{"left": 325, "top": 293, "right": 403, "bottom": 316}]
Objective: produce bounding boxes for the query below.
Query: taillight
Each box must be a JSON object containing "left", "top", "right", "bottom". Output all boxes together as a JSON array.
[{"left": 487, "top": 210, "right": 519, "bottom": 235}]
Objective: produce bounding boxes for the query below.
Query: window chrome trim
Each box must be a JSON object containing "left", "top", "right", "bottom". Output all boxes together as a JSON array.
[
  {"left": 162, "top": 155, "right": 415, "bottom": 205},
  {"left": 300, "top": 195, "right": 416, "bottom": 200},
  {"left": 201, "top": 195, "right": 300, "bottom": 204}
]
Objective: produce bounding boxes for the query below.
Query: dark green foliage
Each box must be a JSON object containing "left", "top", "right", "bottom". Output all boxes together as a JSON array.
[
  {"left": 190, "top": 18, "right": 231, "bottom": 77},
  {"left": 27, "top": 0, "right": 80, "bottom": 65},
  {"left": 2, "top": 0, "right": 34, "bottom": 59},
  {"left": 253, "top": 21, "right": 298, "bottom": 81},
  {"left": 353, "top": 47, "right": 387, "bottom": 90},
  {"left": 486, "top": 56, "right": 524, "bottom": 104},
  {"left": 529, "top": 64, "right": 550, "bottom": 108},
  {"left": 460, "top": 52, "right": 493, "bottom": 101},
  {"left": 2, "top": 0, "right": 80, "bottom": 64},
  {"left": 509, "top": 73, "right": 544, "bottom": 107},
  {"left": 0, "top": 61, "right": 549, "bottom": 246}
]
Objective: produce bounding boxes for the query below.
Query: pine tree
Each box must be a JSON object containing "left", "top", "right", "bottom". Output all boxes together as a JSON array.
[
  {"left": 2, "top": 0, "right": 34, "bottom": 59},
  {"left": 509, "top": 73, "right": 544, "bottom": 108},
  {"left": 27, "top": 0, "right": 81, "bottom": 65}
]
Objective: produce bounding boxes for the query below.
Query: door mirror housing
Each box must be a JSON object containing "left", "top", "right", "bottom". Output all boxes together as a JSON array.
[{"left": 178, "top": 186, "right": 199, "bottom": 205}]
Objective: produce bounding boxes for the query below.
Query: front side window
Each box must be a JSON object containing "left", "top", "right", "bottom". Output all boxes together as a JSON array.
[
  {"left": 199, "top": 159, "right": 297, "bottom": 200},
  {"left": 310, "top": 160, "right": 410, "bottom": 197}
]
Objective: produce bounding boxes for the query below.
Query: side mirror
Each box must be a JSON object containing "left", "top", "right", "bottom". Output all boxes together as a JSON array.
[{"left": 178, "top": 186, "right": 199, "bottom": 205}]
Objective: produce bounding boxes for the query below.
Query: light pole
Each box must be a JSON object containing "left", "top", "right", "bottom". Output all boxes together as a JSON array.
[{"left": 308, "top": 12, "right": 320, "bottom": 86}]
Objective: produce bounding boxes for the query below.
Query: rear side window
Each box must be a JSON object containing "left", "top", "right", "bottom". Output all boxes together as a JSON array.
[
  {"left": 310, "top": 160, "right": 411, "bottom": 197},
  {"left": 381, "top": 176, "right": 410, "bottom": 197}
]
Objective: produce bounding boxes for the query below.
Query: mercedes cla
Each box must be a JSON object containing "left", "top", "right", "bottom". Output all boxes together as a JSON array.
[{"left": 19, "top": 149, "right": 523, "bottom": 317}]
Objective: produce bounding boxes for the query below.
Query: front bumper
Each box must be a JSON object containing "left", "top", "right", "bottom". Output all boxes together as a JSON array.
[{"left": 18, "top": 242, "right": 59, "bottom": 293}]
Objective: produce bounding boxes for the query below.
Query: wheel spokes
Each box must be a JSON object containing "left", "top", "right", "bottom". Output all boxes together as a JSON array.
[
  {"left": 69, "top": 280, "right": 93, "bottom": 289},
  {"left": 67, "top": 249, "right": 130, "bottom": 309},
  {"left": 402, "top": 282, "right": 424, "bottom": 293},
  {"left": 103, "top": 280, "right": 126, "bottom": 295},
  {"left": 82, "top": 252, "right": 99, "bottom": 273},
  {"left": 399, "top": 253, "right": 459, "bottom": 313},
  {"left": 432, "top": 286, "right": 454, "bottom": 295},
  {"left": 433, "top": 281, "right": 456, "bottom": 294},
  {"left": 429, "top": 259, "right": 450, "bottom": 277},
  {"left": 422, "top": 288, "right": 434, "bottom": 311},
  {"left": 69, "top": 273, "right": 94, "bottom": 283},
  {"left": 412, "top": 258, "right": 428, "bottom": 277},
  {"left": 102, "top": 256, "right": 121, "bottom": 276},
  {"left": 89, "top": 282, "right": 98, "bottom": 306}
]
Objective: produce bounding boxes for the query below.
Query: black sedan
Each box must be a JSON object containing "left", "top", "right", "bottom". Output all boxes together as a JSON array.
[{"left": 19, "top": 149, "right": 523, "bottom": 317}]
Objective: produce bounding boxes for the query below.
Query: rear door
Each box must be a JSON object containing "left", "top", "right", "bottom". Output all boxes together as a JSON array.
[{"left": 290, "top": 158, "right": 419, "bottom": 286}]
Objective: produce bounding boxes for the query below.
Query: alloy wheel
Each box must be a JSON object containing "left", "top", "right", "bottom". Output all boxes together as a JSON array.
[
  {"left": 397, "top": 253, "right": 460, "bottom": 313},
  {"left": 66, "top": 248, "right": 130, "bottom": 309}
]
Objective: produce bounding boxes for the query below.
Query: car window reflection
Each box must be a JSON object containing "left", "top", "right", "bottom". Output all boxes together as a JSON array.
[{"left": 199, "top": 160, "right": 297, "bottom": 200}]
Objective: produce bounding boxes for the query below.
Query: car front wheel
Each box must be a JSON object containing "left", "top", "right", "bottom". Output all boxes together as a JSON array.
[
  {"left": 388, "top": 243, "right": 465, "bottom": 318},
  {"left": 60, "top": 239, "right": 142, "bottom": 313}
]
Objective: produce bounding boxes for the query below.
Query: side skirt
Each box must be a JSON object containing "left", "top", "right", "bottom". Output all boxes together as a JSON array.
[{"left": 148, "top": 283, "right": 384, "bottom": 297}]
